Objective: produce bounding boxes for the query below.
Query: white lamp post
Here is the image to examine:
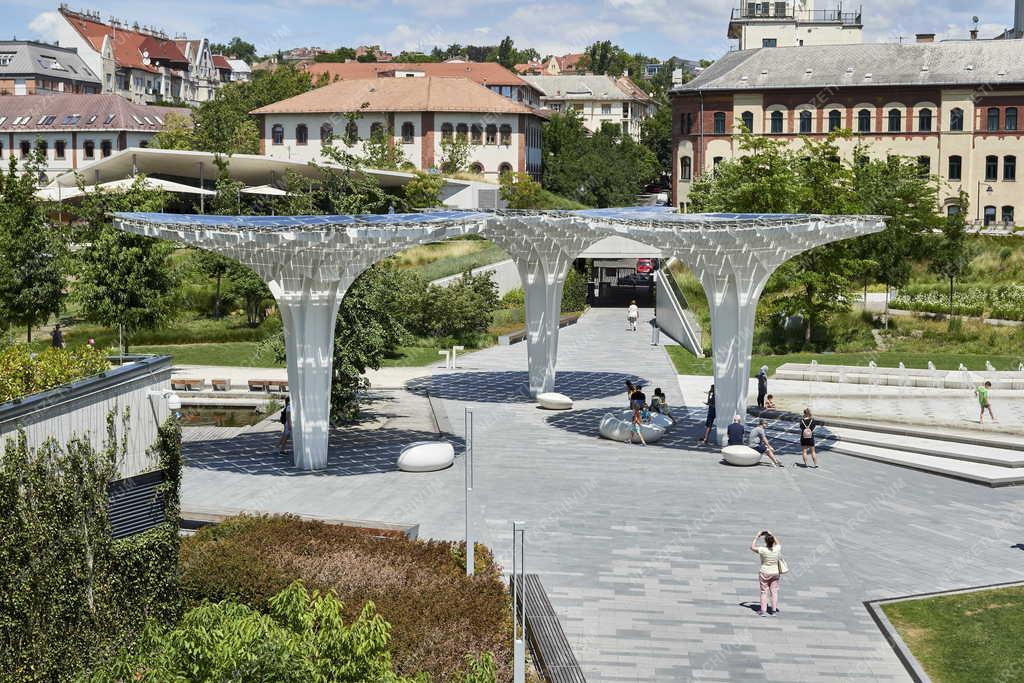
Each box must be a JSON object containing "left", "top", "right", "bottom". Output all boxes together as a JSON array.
[{"left": 512, "top": 520, "right": 526, "bottom": 683}]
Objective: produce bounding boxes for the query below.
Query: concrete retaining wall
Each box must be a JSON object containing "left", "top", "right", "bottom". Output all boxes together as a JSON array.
[{"left": 431, "top": 258, "right": 521, "bottom": 296}]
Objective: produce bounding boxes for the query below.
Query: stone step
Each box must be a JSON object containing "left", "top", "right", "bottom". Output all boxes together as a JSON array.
[
  {"left": 828, "top": 426, "right": 1024, "bottom": 468},
  {"left": 826, "top": 440, "right": 1024, "bottom": 487}
]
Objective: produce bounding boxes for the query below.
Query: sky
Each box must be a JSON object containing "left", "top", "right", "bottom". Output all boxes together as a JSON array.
[{"left": 10, "top": 0, "right": 1024, "bottom": 62}]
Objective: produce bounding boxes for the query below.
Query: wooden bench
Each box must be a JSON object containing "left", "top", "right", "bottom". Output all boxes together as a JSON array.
[
  {"left": 511, "top": 574, "right": 586, "bottom": 683},
  {"left": 499, "top": 313, "right": 582, "bottom": 346},
  {"left": 247, "top": 379, "right": 267, "bottom": 392},
  {"left": 211, "top": 379, "right": 231, "bottom": 392},
  {"left": 266, "top": 379, "right": 289, "bottom": 393},
  {"left": 171, "top": 378, "right": 204, "bottom": 392}
]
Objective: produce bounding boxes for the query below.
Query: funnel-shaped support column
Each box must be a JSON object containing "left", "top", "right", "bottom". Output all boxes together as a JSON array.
[
  {"left": 273, "top": 280, "right": 346, "bottom": 470},
  {"left": 517, "top": 256, "right": 571, "bottom": 397}
]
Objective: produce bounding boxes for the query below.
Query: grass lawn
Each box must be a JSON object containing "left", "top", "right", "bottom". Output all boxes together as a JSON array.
[
  {"left": 666, "top": 347, "right": 1024, "bottom": 376},
  {"left": 380, "top": 345, "right": 447, "bottom": 367},
  {"left": 390, "top": 239, "right": 510, "bottom": 281},
  {"left": 132, "top": 341, "right": 283, "bottom": 367},
  {"left": 882, "top": 584, "right": 1024, "bottom": 683}
]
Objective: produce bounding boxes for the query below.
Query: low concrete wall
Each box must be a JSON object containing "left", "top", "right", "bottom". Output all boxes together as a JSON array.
[
  {"left": 0, "top": 355, "right": 172, "bottom": 479},
  {"left": 431, "top": 258, "right": 521, "bottom": 296}
]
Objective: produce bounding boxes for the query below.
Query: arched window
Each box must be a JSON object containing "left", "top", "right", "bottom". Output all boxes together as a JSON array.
[
  {"left": 1005, "top": 155, "right": 1017, "bottom": 181},
  {"left": 344, "top": 120, "right": 359, "bottom": 143},
  {"left": 712, "top": 156, "right": 723, "bottom": 169},
  {"left": 320, "top": 123, "right": 333, "bottom": 145},
  {"left": 740, "top": 111, "right": 754, "bottom": 131},
  {"left": 984, "top": 205, "right": 997, "bottom": 226},
  {"left": 769, "top": 110, "right": 784, "bottom": 134},
  {"left": 679, "top": 155, "right": 692, "bottom": 180},
  {"left": 55, "top": 140, "right": 66, "bottom": 158},
  {"left": 986, "top": 154, "right": 998, "bottom": 181},
  {"left": 369, "top": 122, "right": 384, "bottom": 138},
  {"left": 83, "top": 140, "right": 95, "bottom": 158},
  {"left": 918, "top": 108, "right": 932, "bottom": 132},
  {"left": 100, "top": 139, "right": 112, "bottom": 157},
  {"left": 916, "top": 155, "right": 930, "bottom": 177},
  {"left": 988, "top": 107, "right": 1000, "bottom": 131},
  {"left": 713, "top": 112, "right": 726, "bottom": 135},
  {"left": 401, "top": 121, "right": 414, "bottom": 144},
  {"left": 828, "top": 110, "right": 842, "bottom": 132},
  {"left": 498, "top": 162, "right": 513, "bottom": 175},
  {"left": 1006, "top": 107, "right": 1018, "bottom": 131},
  {"left": 485, "top": 124, "right": 497, "bottom": 145},
  {"left": 946, "top": 203, "right": 961, "bottom": 217},
  {"left": 36, "top": 139, "right": 48, "bottom": 156},
  {"left": 799, "top": 110, "right": 812, "bottom": 134},
  {"left": 499, "top": 124, "right": 512, "bottom": 146},
  {"left": 469, "top": 162, "right": 484, "bottom": 174},
  {"left": 887, "top": 108, "right": 902, "bottom": 133},
  {"left": 456, "top": 123, "right": 469, "bottom": 141},
  {"left": 950, "top": 107, "right": 964, "bottom": 131},
  {"left": 948, "top": 155, "right": 962, "bottom": 181},
  {"left": 20, "top": 140, "right": 30, "bottom": 158},
  {"left": 857, "top": 108, "right": 872, "bottom": 133},
  {"left": 470, "top": 124, "right": 483, "bottom": 144},
  {"left": 1002, "top": 206, "right": 1015, "bottom": 225},
  {"left": 441, "top": 123, "right": 454, "bottom": 141},
  {"left": 271, "top": 124, "right": 284, "bottom": 145},
  {"left": 295, "top": 124, "right": 308, "bottom": 145}
]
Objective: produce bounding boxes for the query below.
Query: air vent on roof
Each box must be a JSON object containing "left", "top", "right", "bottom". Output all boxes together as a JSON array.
[
  {"left": 998, "top": 69, "right": 1006, "bottom": 76},
  {"left": 846, "top": 67, "right": 854, "bottom": 74},
  {"left": 0, "top": 117, "right": 6, "bottom": 126},
  {"left": 153, "top": 115, "right": 164, "bottom": 124},
  {"left": 864, "top": 73, "right": 872, "bottom": 80},
  {"left": 87, "top": 115, "right": 97, "bottom": 123},
  {"left": 804, "top": 68, "right": 812, "bottom": 75},
  {"left": 740, "top": 75, "right": 749, "bottom": 81},
  {"left": 965, "top": 64, "right": 974, "bottom": 71},
  {"left": 760, "top": 69, "right": 768, "bottom": 75},
  {"left": 132, "top": 114, "right": 143, "bottom": 124},
  {"left": 37, "top": 115, "right": 47, "bottom": 124},
  {"left": 921, "top": 65, "right": 929, "bottom": 71},
  {"left": 105, "top": 113, "right": 116, "bottom": 124}
]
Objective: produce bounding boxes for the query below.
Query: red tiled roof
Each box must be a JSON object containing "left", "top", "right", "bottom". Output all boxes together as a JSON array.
[
  {"left": 139, "top": 35, "right": 189, "bottom": 65},
  {"left": 59, "top": 8, "right": 169, "bottom": 73},
  {"left": 212, "top": 54, "right": 232, "bottom": 70},
  {"left": 303, "top": 61, "right": 529, "bottom": 88}
]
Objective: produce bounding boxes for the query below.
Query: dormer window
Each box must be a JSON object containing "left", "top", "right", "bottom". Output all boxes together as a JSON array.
[{"left": 105, "top": 114, "right": 116, "bottom": 124}]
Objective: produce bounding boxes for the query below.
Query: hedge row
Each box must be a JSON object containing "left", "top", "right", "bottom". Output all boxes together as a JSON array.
[
  {"left": 891, "top": 284, "right": 1024, "bottom": 320},
  {"left": 0, "top": 344, "right": 109, "bottom": 404}
]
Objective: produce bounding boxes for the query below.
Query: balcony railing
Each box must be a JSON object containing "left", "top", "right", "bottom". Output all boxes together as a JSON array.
[{"left": 731, "top": 5, "right": 862, "bottom": 25}]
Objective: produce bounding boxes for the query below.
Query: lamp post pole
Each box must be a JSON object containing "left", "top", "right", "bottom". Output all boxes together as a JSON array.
[
  {"left": 512, "top": 521, "right": 526, "bottom": 683},
  {"left": 465, "top": 408, "right": 474, "bottom": 576}
]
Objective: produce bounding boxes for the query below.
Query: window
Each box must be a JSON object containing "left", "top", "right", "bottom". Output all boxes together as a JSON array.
[
  {"left": 320, "top": 123, "right": 333, "bottom": 145},
  {"left": 271, "top": 124, "right": 284, "bottom": 145},
  {"left": 469, "top": 162, "right": 484, "bottom": 175},
  {"left": 948, "top": 155, "right": 962, "bottom": 181},
  {"left": 679, "top": 155, "right": 692, "bottom": 180},
  {"left": 485, "top": 124, "right": 497, "bottom": 145},
  {"left": 916, "top": 155, "right": 930, "bottom": 177},
  {"left": 741, "top": 111, "right": 754, "bottom": 131},
  {"left": 799, "top": 110, "right": 812, "bottom": 134},
  {"left": 401, "top": 122, "right": 414, "bottom": 144},
  {"left": 770, "top": 110, "right": 784, "bottom": 134},
  {"left": 1002, "top": 206, "right": 1015, "bottom": 225},
  {"left": 887, "top": 108, "right": 902, "bottom": 132},
  {"left": 100, "top": 140, "right": 112, "bottom": 157},
  {"left": 987, "top": 107, "right": 1000, "bottom": 131},
  {"left": 918, "top": 108, "right": 932, "bottom": 132},
  {"left": 470, "top": 124, "right": 482, "bottom": 144},
  {"left": 950, "top": 107, "right": 964, "bottom": 131},
  {"left": 857, "top": 108, "right": 872, "bottom": 133},
  {"left": 712, "top": 156, "right": 724, "bottom": 169},
  {"left": 36, "top": 140, "right": 47, "bottom": 157},
  {"left": 1005, "top": 155, "right": 1017, "bottom": 181},
  {"left": 681, "top": 112, "right": 693, "bottom": 135},
  {"left": 441, "top": 123, "right": 454, "bottom": 141},
  {"left": 762, "top": 38, "right": 778, "bottom": 47},
  {"left": 55, "top": 140, "right": 66, "bottom": 159},
  {"left": 828, "top": 110, "right": 842, "bottom": 132},
  {"left": 369, "top": 122, "right": 384, "bottom": 138},
  {"left": 947, "top": 204, "right": 961, "bottom": 217},
  {"left": 1007, "top": 107, "right": 1018, "bottom": 131},
  {"left": 984, "top": 205, "right": 997, "bottom": 226},
  {"left": 456, "top": 123, "right": 468, "bottom": 141},
  {"left": 138, "top": 140, "right": 148, "bottom": 148},
  {"left": 499, "top": 124, "right": 512, "bottom": 146},
  {"left": 19, "top": 140, "right": 30, "bottom": 158},
  {"left": 498, "top": 162, "right": 513, "bottom": 176},
  {"left": 83, "top": 140, "right": 95, "bottom": 158},
  {"left": 601, "top": 104, "right": 612, "bottom": 115},
  {"left": 345, "top": 121, "right": 359, "bottom": 143},
  {"left": 986, "top": 155, "right": 998, "bottom": 181},
  {"left": 295, "top": 124, "right": 308, "bottom": 145},
  {"left": 713, "top": 112, "right": 726, "bottom": 135}
]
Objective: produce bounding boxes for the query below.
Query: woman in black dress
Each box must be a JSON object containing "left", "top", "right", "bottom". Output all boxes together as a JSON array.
[{"left": 799, "top": 408, "right": 819, "bottom": 468}]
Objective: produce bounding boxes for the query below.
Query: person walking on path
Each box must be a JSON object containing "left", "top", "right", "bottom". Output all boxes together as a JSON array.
[
  {"left": 627, "top": 300, "right": 640, "bottom": 332},
  {"left": 698, "top": 384, "right": 716, "bottom": 444},
  {"left": 750, "top": 530, "right": 783, "bottom": 616},
  {"left": 976, "top": 381, "right": 996, "bottom": 423},
  {"left": 750, "top": 419, "right": 782, "bottom": 467},
  {"left": 626, "top": 405, "right": 647, "bottom": 446},
  {"left": 51, "top": 324, "right": 65, "bottom": 349},
  {"left": 756, "top": 366, "right": 769, "bottom": 409},
  {"left": 277, "top": 397, "right": 292, "bottom": 455},
  {"left": 727, "top": 414, "right": 745, "bottom": 445},
  {"left": 799, "top": 408, "right": 819, "bottom": 468}
]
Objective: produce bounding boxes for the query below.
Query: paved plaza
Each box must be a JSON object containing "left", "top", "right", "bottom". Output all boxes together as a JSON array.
[{"left": 182, "top": 307, "right": 1024, "bottom": 682}]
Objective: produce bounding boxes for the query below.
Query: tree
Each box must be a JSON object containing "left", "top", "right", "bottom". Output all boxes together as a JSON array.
[
  {"left": 639, "top": 103, "right": 672, "bottom": 180},
  {"left": 0, "top": 149, "right": 66, "bottom": 342},
  {"left": 210, "top": 37, "right": 258, "bottom": 63},
  {"left": 72, "top": 179, "right": 179, "bottom": 352},
  {"left": 150, "top": 111, "right": 196, "bottom": 150},
  {"left": 228, "top": 262, "right": 272, "bottom": 326},
  {"left": 496, "top": 36, "right": 516, "bottom": 69},
  {"left": 540, "top": 110, "right": 589, "bottom": 198},
  {"left": 362, "top": 128, "right": 409, "bottom": 170},
  {"left": 416, "top": 271, "right": 499, "bottom": 342},
  {"left": 314, "top": 46, "right": 357, "bottom": 63},
  {"left": 438, "top": 136, "right": 473, "bottom": 175},
  {"left": 930, "top": 191, "right": 973, "bottom": 321},
  {"left": 403, "top": 171, "right": 445, "bottom": 209},
  {"left": 500, "top": 171, "right": 543, "bottom": 209}
]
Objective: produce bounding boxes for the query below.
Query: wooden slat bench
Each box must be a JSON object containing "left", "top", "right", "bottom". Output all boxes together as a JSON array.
[
  {"left": 499, "top": 314, "right": 582, "bottom": 346},
  {"left": 248, "top": 379, "right": 267, "bottom": 392},
  {"left": 512, "top": 574, "right": 586, "bottom": 683},
  {"left": 211, "top": 379, "right": 231, "bottom": 391},
  {"left": 171, "top": 378, "right": 204, "bottom": 391},
  {"left": 266, "top": 379, "right": 289, "bottom": 393}
]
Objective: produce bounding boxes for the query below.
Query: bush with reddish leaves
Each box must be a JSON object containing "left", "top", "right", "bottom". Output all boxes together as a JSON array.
[{"left": 180, "top": 515, "right": 512, "bottom": 682}]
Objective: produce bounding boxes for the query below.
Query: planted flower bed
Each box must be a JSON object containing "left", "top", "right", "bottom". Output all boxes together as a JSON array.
[
  {"left": 891, "top": 284, "right": 1024, "bottom": 321},
  {"left": 179, "top": 515, "right": 513, "bottom": 682},
  {"left": 0, "top": 344, "right": 109, "bottom": 403}
]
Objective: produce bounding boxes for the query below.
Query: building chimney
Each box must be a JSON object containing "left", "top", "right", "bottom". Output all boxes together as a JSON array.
[
  {"left": 970, "top": 28, "right": 978, "bottom": 39},
  {"left": 915, "top": 33, "right": 935, "bottom": 42}
]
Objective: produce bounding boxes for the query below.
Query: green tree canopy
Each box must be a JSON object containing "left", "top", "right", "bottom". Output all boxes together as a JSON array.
[{"left": 210, "top": 37, "right": 257, "bottom": 63}]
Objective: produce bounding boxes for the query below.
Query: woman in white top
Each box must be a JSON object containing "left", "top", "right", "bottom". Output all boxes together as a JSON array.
[
  {"left": 627, "top": 300, "right": 639, "bottom": 331},
  {"left": 750, "top": 530, "right": 782, "bottom": 616}
]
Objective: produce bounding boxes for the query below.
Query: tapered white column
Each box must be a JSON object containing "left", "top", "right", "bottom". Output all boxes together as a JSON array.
[{"left": 517, "top": 255, "right": 571, "bottom": 397}]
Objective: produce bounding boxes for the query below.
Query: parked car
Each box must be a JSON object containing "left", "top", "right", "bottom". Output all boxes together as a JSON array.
[{"left": 636, "top": 258, "right": 654, "bottom": 274}]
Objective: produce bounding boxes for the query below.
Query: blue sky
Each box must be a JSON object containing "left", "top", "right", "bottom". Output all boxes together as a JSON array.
[{"left": 13, "top": 1, "right": 1024, "bottom": 62}]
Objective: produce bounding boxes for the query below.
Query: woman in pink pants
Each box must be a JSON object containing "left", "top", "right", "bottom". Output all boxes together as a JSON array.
[{"left": 750, "top": 529, "right": 782, "bottom": 616}]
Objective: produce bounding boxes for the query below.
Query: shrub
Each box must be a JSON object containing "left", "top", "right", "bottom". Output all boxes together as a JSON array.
[
  {"left": 0, "top": 344, "right": 109, "bottom": 403},
  {"left": 501, "top": 288, "right": 525, "bottom": 309},
  {"left": 562, "top": 267, "right": 588, "bottom": 313},
  {"left": 179, "top": 515, "right": 511, "bottom": 682},
  {"left": 412, "top": 271, "right": 500, "bottom": 343}
]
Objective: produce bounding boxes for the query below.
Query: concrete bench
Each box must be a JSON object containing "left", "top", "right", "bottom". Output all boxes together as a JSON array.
[
  {"left": 247, "top": 379, "right": 267, "bottom": 392},
  {"left": 537, "top": 392, "right": 573, "bottom": 410},
  {"left": 398, "top": 441, "right": 455, "bottom": 472},
  {"left": 266, "top": 380, "right": 289, "bottom": 393},
  {"left": 499, "top": 313, "right": 582, "bottom": 346}
]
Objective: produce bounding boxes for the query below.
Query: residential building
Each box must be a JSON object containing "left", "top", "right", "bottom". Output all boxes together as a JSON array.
[
  {"left": 225, "top": 59, "right": 252, "bottom": 82},
  {"left": 280, "top": 47, "right": 324, "bottom": 63},
  {"left": 728, "top": 1, "right": 863, "bottom": 50},
  {"left": 671, "top": 40, "right": 1024, "bottom": 226},
  {"left": 303, "top": 61, "right": 543, "bottom": 108},
  {"left": 46, "top": 6, "right": 219, "bottom": 105},
  {"left": 251, "top": 76, "right": 545, "bottom": 180},
  {"left": 0, "top": 93, "right": 182, "bottom": 180},
  {"left": 0, "top": 41, "right": 101, "bottom": 96},
  {"left": 542, "top": 53, "right": 584, "bottom": 75},
  {"left": 355, "top": 45, "right": 394, "bottom": 62},
  {"left": 212, "top": 55, "right": 232, "bottom": 83},
  {"left": 520, "top": 74, "right": 656, "bottom": 140}
]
